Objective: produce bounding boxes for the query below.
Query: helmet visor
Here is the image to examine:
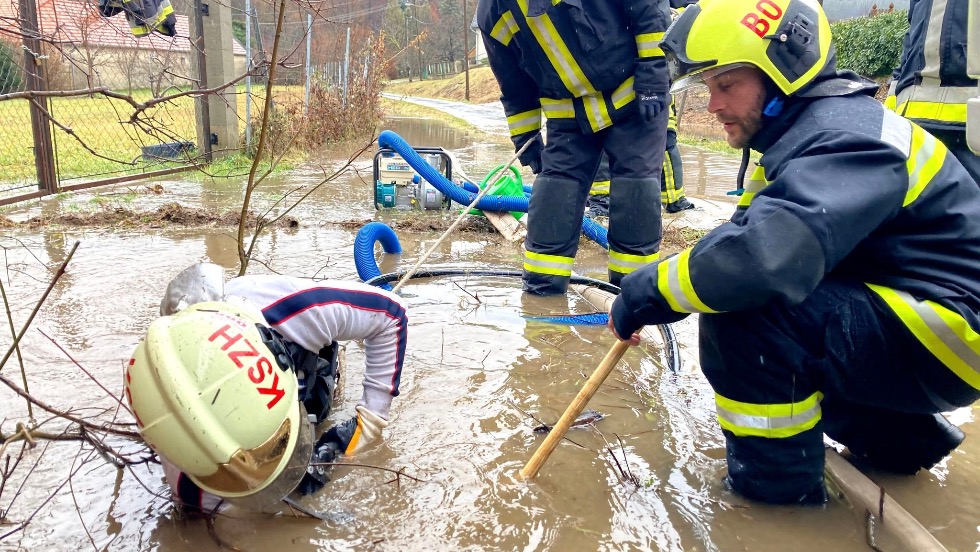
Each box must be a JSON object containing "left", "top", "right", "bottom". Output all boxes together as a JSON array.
[
  {"left": 193, "top": 405, "right": 315, "bottom": 511},
  {"left": 670, "top": 63, "right": 754, "bottom": 94},
  {"left": 194, "top": 415, "right": 298, "bottom": 495}
]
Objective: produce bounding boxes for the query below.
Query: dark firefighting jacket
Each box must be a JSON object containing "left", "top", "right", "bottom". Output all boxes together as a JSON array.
[
  {"left": 99, "top": 0, "right": 177, "bottom": 37},
  {"left": 891, "top": 0, "right": 977, "bottom": 131},
  {"left": 477, "top": 0, "right": 671, "bottom": 143},
  {"left": 613, "top": 69, "right": 980, "bottom": 392}
]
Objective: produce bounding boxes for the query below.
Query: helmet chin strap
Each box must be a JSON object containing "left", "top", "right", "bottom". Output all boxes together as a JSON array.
[
  {"left": 763, "top": 96, "right": 785, "bottom": 117},
  {"left": 762, "top": 76, "right": 786, "bottom": 118}
]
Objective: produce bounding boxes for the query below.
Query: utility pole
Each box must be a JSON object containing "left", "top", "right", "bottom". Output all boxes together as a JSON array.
[
  {"left": 414, "top": 3, "right": 423, "bottom": 80},
  {"left": 463, "top": 0, "right": 469, "bottom": 100}
]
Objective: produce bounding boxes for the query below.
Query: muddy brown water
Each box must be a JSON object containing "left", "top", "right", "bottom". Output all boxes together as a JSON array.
[{"left": 0, "top": 117, "right": 977, "bottom": 552}]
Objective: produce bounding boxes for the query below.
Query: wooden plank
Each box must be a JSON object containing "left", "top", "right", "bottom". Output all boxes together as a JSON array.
[
  {"left": 482, "top": 210, "right": 526, "bottom": 242},
  {"left": 825, "top": 450, "right": 947, "bottom": 552}
]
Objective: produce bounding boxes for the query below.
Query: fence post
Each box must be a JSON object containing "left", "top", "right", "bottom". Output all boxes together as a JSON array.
[
  {"left": 184, "top": 0, "right": 239, "bottom": 161},
  {"left": 19, "top": 0, "right": 57, "bottom": 194},
  {"left": 343, "top": 26, "right": 351, "bottom": 108},
  {"left": 245, "top": 0, "right": 252, "bottom": 149},
  {"left": 304, "top": 12, "right": 312, "bottom": 113}
]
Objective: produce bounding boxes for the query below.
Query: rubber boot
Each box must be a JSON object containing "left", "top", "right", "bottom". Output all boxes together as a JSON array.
[
  {"left": 664, "top": 197, "right": 695, "bottom": 213},
  {"left": 523, "top": 175, "right": 587, "bottom": 296},
  {"left": 586, "top": 194, "right": 610, "bottom": 217},
  {"left": 823, "top": 400, "right": 965, "bottom": 475}
]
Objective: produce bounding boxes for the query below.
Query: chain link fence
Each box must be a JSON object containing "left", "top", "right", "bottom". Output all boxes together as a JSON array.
[
  {"left": 0, "top": 34, "right": 37, "bottom": 198},
  {"left": 0, "top": 0, "right": 209, "bottom": 204}
]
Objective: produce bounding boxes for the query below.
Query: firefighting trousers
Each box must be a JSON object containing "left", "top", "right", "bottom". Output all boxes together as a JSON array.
[
  {"left": 523, "top": 114, "right": 666, "bottom": 295},
  {"left": 699, "top": 280, "right": 979, "bottom": 504},
  {"left": 661, "top": 130, "right": 686, "bottom": 203},
  {"left": 931, "top": 128, "right": 980, "bottom": 187}
]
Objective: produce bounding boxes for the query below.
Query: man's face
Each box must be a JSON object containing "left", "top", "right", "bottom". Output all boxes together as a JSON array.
[{"left": 705, "top": 66, "right": 767, "bottom": 149}]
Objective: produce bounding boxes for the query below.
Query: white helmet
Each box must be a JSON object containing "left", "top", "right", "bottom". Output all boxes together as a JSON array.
[{"left": 126, "top": 299, "right": 313, "bottom": 509}]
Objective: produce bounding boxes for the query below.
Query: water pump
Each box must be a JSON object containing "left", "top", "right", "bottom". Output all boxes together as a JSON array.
[{"left": 373, "top": 147, "right": 454, "bottom": 210}]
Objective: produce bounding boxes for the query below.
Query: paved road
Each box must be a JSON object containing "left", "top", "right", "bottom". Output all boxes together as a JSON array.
[{"left": 382, "top": 92, "right": 508, "bottom": 136}]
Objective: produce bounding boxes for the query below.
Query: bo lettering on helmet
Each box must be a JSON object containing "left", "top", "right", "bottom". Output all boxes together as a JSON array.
[
  {"left": 208, "top": 323, "right": 286, "bottom": 409},
  {"left": 741, "top": 0, "right": 784, "bottom": 38}
]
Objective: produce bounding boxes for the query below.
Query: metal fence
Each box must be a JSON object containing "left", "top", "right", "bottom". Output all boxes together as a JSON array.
[{"left": 0, "top": 0, "right": 204, "bottom": 206}]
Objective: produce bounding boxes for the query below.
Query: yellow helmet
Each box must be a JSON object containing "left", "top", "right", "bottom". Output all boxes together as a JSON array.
[
  {"left": 661, "top": 0, "right": 832, "bottom": 96},
  {"left": 126, "top": 299, "right": 312, "bottom": 510}
]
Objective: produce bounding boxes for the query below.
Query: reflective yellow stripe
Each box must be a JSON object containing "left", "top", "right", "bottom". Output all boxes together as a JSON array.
[
  {"left": 656, "top": 248, "right": 718, "bottom": 314},
  {"left": 884, "top": 80, "right": 898, "bottom": 111},
  {"left": 897, "top": 100, "right": 968, "bottom": 124},
  {"left": 516, "top": 0, "right": 595, "bottom": 97},
  {"left": 583, "top": 93, "right": 611, "bottom": 132},
  {"left": 904, "top": 124, "right": 947, "bottom": 206},
  {"left": 491, "top": 11, "right": 520, "bottom": 46},
  {"left": 524, "top": 250, "right": 574, "bottom": 276},
  {"left": 151, "top": 2, "right": 174, "bottom": 27},
  {"left": 540, "top": 97, "right": 575, "bottom": 118},
  {"left": 507, "top": 108, "right": 542, "bottom": 136},
  {"left": 737, "top": 164, "right": 768, "bottom": 208},
  {"left": 608, "top": 250, "right": 659, "bottom": 274},
  {"left": 635, "top": 32, "right": 665, "bottom": 58},
  {"left": 715, "top": 391, "right": 823, "bottom": 438},
  {"left": 610, "top": 77, "right": 635, "bottom": 110},
  {"left": 866, "top": 284, "right": 980, "bottom": 391},
  {"left": 662, "top": 157, "right": 678, "bottom": 202},
  {"left": 590, "top": 180, "right": 610, "bottom": 194}
]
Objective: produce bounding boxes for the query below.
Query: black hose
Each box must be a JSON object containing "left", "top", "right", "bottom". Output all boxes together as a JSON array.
[{"left": 366, "top": 267, "right": 680, "bottom": 373}]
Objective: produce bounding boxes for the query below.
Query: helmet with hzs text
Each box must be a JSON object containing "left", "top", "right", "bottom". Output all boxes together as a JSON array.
[
  {"left": 126, "top": 299, "right": 312, "bottom": 509},
  {"left": 661, "top": 0, "right": 832, "bottom": 96}
]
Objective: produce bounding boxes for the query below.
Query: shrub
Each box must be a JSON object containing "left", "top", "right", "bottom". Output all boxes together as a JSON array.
[
  {"left": 0, "top": 40, "right": 23, "bottom": 94},
  {"left": 244, "top": 40, "right": 386, "bottom": 156},
  {"left": 831, "top": 10, "right": 909, "bottom": 79}
]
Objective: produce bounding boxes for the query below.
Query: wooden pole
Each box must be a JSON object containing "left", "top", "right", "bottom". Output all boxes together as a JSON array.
[
  {"left": 521, "top": 339, "right": 632, "bottom": 479},
  {"left": 824, "top": 451, "right": 947, "bottom": 551}
]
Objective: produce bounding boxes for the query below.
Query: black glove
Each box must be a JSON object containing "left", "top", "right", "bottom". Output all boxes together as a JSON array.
[
  {"left": 514, "top": 131, "right": 543, "bottom": 174},
  {"left": 295, "top": 407, "right": 388, "bottom": 496},
  {"left": 637, "top": 91, "right": 670, "bottom": 123},
  {"left": 296, "top": 434, "right": 342, "bottom": 496},
  {"left": 633, "top": 58, "right": 671, "bottom": 124}
]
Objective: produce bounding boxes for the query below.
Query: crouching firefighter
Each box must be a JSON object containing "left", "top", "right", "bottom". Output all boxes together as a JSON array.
[
  {"left": 609, "top": 0, "right": 980, "bottom": 505},
  {"left": 125, "top": 263, "right": 408, "bottom": 513}
]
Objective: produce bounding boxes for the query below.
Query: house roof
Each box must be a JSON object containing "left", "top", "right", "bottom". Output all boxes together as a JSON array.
[{"left": 0, "top": 0, "right": 245, "bottom": 55}]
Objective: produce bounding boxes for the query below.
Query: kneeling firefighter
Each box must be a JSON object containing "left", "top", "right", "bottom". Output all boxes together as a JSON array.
[
  {"left": 610, "top": 0, "right": 980, "bottom": 504},
  {"left": 126, "top": 264, "right": 408, "bottom": 512}
]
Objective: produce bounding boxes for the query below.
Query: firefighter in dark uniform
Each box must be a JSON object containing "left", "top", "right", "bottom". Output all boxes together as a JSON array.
[
  {"left": 585, "top": 152, "right": 612, "bottom": 218},
  {"left": 586, "top": 102, "right": 695, "bottom": 217},
  {"left": 886, "top": 0, "right": 979, "bottom": 184},
  {"left": 662, "top": 98, "right": 695, "bottom": 212},
  {"left": 610, "top": 0, "right": 980, "bottom": 505},
  {"left": 478, "top": 0, "right": 673, "bottom": 294}
]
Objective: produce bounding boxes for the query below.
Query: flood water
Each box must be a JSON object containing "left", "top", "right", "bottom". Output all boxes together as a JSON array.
[{"left": 0, "top": 115, "right": 977, "bottom": 552}]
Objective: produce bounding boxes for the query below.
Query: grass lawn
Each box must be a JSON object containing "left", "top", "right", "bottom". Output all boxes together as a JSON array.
[{"left": 0, "top": 85, "right": 307, "bottom": 188}]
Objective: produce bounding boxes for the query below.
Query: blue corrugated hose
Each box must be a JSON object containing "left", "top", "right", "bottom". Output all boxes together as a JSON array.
[{"left": 522, "top": 312, "right": 610, "bottom": 326}]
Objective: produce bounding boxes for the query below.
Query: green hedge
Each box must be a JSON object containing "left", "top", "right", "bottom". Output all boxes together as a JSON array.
[
  {"left": 0, "top": 40, "right": 22, "bottom": 94},
  {"left": 831, "top": 10, "right": 909, "bottom": 79}
]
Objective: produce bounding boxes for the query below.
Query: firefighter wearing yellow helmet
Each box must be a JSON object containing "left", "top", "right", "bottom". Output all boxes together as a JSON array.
[
  {"left": 609, "top": 0, "right": 980, "bottom": 505},
  {"left": 127, "top": 264, "right": 408, "bottom": 512}
]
